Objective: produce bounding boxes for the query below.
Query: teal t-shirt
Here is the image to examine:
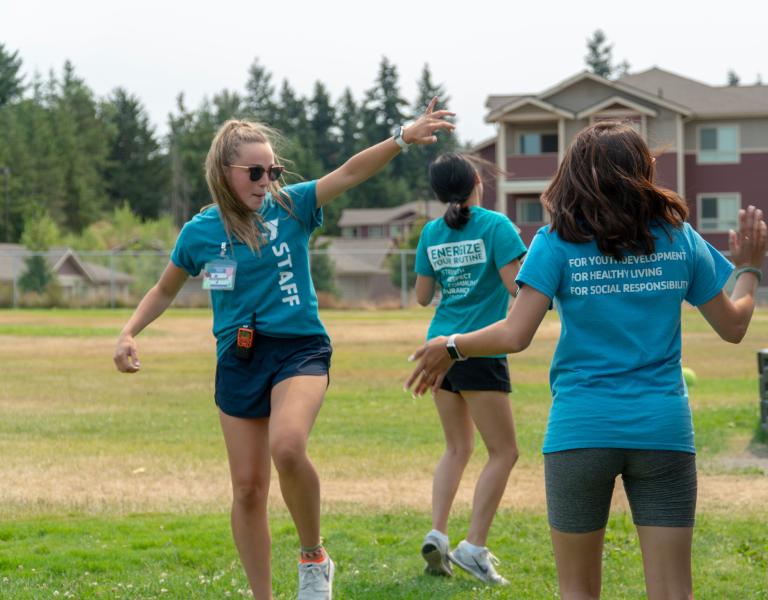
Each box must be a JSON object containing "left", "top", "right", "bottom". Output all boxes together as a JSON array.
[
  {"left": 516, "top": 222, "right": 733, "bottom": 454},
  {"left": 171, "top": 181, "right": 327, "bottom": 359},
  {"left": 415, "top": 206, "right": 527, "bottom": 357}
]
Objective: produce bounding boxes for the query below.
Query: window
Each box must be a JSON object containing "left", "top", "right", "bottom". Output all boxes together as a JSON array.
[
  {"left": 368, "top": 225, "right": 384, "bottom": 238},
  {"left": 342, "top": 227, "right": 355, "bottom": 238},
  {"left": 389, "top": 224, "right": 401, "bottom": 238},
  {"left": 698, "top": 125, "right": 739, "bottom": 163},
  {"left": 516, "top": 196, "right": 548, "bottom": 224},
  {"left": 519, "top": 132, "right": 558, "bottom": 155},
  {"left": 698, "top": 194, "right": 740, "bottom": 232}
]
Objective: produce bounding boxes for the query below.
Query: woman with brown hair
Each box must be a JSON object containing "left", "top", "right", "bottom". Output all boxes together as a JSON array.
[
  {"left": 406, "top": 121, "right": 767, "bottom": 599},
  {"left": 114, "top": 98, "right": 454, "bottom": 600}
]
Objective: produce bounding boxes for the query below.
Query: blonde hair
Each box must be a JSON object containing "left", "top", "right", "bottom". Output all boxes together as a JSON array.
[{"left": 204, "top": 119, "right": 294, "bottom": 251}]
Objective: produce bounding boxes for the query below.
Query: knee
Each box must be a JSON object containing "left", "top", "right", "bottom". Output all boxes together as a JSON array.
[
  {"left": 487, "top": 442, "right": 519, "bottom": 469},
  {"left": 445, "top": 439, "right": 474, "bottom": 466},
  {"left": 270, "top": 438, "right": 308, "bottom": 474},
  {"left": 231, "top": 478, "right": 269, "bottom": 511}
]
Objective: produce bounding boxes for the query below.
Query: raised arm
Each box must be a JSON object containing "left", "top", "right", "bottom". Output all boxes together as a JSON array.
[
  {"left": 113, "top": 261, "right": 189, "bottom": 373},
  {"left": 315, "top": 97, "right": 455, "bottom": 207},
  {"left": 698, "top": 205, "right": 767, "bottom": 343}
]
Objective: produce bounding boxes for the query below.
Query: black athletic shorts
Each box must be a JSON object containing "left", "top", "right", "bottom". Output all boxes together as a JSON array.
[{"left": 440, "top": 357, "right": 511, "bottom": 393}]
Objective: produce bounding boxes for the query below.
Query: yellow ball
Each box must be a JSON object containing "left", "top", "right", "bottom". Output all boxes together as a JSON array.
[{"left": 682, "top": 367, "right": 697, "bottom": 387}]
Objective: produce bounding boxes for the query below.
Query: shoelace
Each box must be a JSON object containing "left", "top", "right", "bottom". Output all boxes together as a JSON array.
[
  {"left": 300, "top": 562, "right": 328, "bottom": 590},
  {"left": 474, "top": 549, "right": 502, "bottom": 575}
]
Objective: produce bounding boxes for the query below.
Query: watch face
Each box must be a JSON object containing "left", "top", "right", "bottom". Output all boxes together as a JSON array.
[{"left": 392, "top": 125, "right": 402, "bottom": 139}]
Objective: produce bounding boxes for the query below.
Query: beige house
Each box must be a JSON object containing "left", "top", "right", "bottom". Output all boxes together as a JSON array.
[
  {"left": 0, "top": 244, "right": 133, "bottom": 306},
  {"left": 323, "top": 201, "right": 448, "bottom": 304}
]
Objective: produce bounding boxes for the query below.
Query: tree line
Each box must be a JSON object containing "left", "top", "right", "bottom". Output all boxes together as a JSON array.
[{"left": 0, "top": 44, "right": 458, "bottom": 246}]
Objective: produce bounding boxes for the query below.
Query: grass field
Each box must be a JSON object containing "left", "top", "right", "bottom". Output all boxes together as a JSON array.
[{"left": 0, "top": 307, "right": 766, "bottom": 599}]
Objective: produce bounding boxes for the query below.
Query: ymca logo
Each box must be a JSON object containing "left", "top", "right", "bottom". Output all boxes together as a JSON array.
[{"left": 264, "top": 219, "right": 279, "bottom": 241}]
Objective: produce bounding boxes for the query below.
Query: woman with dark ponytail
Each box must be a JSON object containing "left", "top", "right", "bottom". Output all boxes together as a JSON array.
[{"left": 414, "top": 152, "right": 527, "bottom": 586}]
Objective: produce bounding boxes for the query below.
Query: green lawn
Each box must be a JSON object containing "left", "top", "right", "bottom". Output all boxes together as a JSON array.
[{"left": 0, "top": 308, "right": 766, "bottom": 598}]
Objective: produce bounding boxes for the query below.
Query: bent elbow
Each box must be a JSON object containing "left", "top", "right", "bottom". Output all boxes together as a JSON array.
[
  {"left": 416, "top": 297, "right": 431, "bottom": 307},
  {"left": 722, "top": 325, "right": 748, "bottom": 344},
  {"left": 507, "top": 334, "right": 532, "bottom": 354}
]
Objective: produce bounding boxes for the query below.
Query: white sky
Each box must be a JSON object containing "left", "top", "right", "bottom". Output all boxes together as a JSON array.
[{"left": 2, "top": 0, "right": 767, "bottom": 145}]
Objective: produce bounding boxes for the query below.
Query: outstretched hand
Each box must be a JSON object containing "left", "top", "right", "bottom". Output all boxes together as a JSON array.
[
  {"left": 403, "top": 97, "right": 456, "bottom": 145},
  {"left": 404, "top": 335, "right": 454, "bottom": 396},
  {"left": 729, "top": 205, "right": 768, "bottom": 268}
]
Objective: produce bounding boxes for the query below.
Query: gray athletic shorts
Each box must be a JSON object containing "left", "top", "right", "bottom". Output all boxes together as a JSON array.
[{"left": 544, "top": 448, "right": 697, "bottom": 533}]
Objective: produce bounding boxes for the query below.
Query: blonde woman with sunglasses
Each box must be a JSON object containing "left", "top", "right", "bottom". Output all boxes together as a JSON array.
[{"left": 114, "top": 98, "right": 454, "bottom": 600}]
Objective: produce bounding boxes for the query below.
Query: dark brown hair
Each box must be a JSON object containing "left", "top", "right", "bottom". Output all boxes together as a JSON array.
[
  {"left": 542, "top": 121, "right": 688, "bottom": 260},
  {"left": 429, "top": 152, "right": 502, "bottom": 230}
]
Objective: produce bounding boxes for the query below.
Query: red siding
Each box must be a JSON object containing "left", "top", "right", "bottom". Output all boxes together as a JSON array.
[
  {"left": 506, "top": 155, "right": 558, "bottom": 180},
  {"left": 506, "top": 194, "right": 546, "bottom": 246},
  {"left": 685, "top": 153, "right": 768, "bottom": 250}
]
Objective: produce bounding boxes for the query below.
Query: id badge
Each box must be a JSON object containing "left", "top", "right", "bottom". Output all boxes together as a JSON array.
[{"left": 203, "top": 259, "right": 237, "bottom": 291}]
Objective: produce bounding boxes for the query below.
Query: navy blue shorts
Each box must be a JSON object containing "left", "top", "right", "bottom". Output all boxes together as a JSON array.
[
  {"left": 215, "top": 333, "right": 332, "bottom": 419},
  {"left": 440, "top": 357, "right": 511, "bottom": 393}
]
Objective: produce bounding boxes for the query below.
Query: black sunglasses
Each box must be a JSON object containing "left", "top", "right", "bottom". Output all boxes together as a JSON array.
[{"left": 228, "top": 164, "right": 285, "bottom": 182}]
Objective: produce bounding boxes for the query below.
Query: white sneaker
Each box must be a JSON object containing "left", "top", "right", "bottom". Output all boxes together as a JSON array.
[
  {"left": 421, "top": 531, "right": 453, "bottom": 576},
  {"left": 449, "top": 540, "right": 509, "bottom": 586},
  {"left": 298, "top": 555, "right": 334, "bottom": 600}
]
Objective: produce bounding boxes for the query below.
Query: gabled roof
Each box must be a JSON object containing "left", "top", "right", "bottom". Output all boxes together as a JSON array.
[
  {"left": 0, "top": 244, "right": 133, "bottom": 283},
  {"left": 338, "top": 201, "right": 447, "bottom": 228},
  {"left": 619, "top": 67, "right": 768, "bottom": 117},
  {"left": 539, "top": 70, "right": 691, "bottom": 115},
  {"left": 576, "top": 95, "right": 659, "bottom": 119},
  {"left": 486, "top": 96, "right": 575, "bottom": 122}
]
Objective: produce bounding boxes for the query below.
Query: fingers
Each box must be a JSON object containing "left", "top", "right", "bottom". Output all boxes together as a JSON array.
[{"left": 426, "top": 96, "right": 437, "bottom": 114}]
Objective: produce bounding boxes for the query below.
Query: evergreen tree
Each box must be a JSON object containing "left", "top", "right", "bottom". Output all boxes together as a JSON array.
[
  {"left": 213, "top": 89, "right": 245, "bottom": 123},
  {"left": 101, "top": 88, "right": 168, "bottom": 220},
  {"left": 309, "top": 81, "right": 340, "bottom": 171},
  {"left": 361, "top": 57, "right": 408, "bottom": 146},
  {"left": 585, "top": 30, "right": 613, "bottom": 78},
  {"left": 245, "top": 58, "right": 277, "bottom": 124},
  {"left": 727, "top": 69, "right": 741, "bottom": 86},
  {"left": 167, "top": 94, "right": 218, "bottom": 225},
  {"left": 406, "top": 64, "right": 456, "bottom": 198},
  {"left": 0, "top": 43, "right": 24, "bottom": 106},
  {"left": 49, "top": 61, "right": 110, "bottom": 232}
]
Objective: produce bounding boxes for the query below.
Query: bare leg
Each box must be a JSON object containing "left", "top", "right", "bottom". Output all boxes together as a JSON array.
[
  {"left": 637, "top": 526, "right": 693, "bottom": 600},
  {"left": 219, "top": 411, "right": 273, "bottom": 600},
  {"left": 550, "top": 527, "right": 606, "bottom": 600},
  {"left": 269, "top": 375, "right": 327, "bottom": 549},
  {"left": 431, "top": 389, "right": 474, "bottom": 533},
  {"left": 462, "top": 391, "right": 518, "bottom": 546}
]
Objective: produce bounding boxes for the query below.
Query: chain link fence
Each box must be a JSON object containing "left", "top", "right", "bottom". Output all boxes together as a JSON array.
[{"left": 0, "top": 248, "right": 418, "bottom": 309}]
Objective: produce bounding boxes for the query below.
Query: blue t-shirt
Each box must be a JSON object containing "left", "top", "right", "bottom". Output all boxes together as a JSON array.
[
  {"left": 516, "top": 222, "right": 733, "bottom": 454},
  {"left": 171, "top": 181, "right": 327, "bottom": 359},
  {"left": 415, "top": 206, "right": 527, "bottom": 357}
]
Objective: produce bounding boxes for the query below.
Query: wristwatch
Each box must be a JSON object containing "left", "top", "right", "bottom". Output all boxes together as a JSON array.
[
  {"left": 392, "top": 125, "right": 411, "bottom": 152},
  {"left": 446, "top": 334, "right": 468, "bottom": 361}
]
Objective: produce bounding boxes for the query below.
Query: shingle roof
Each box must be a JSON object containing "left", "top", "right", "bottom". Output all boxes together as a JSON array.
[
  {"left": 619, "top": 67, "right": 768, "bottom": 117},
  {"left": 0, "top": 244, "right": 133, "bottom": 283},
  {"left": 338, "top": 201, "right": 447, "bottom": 228}
]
